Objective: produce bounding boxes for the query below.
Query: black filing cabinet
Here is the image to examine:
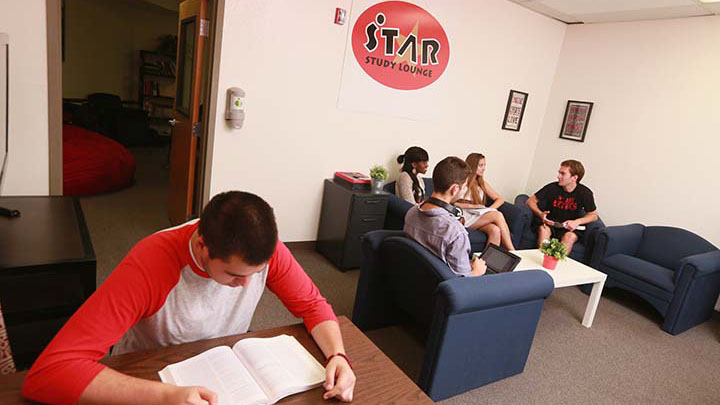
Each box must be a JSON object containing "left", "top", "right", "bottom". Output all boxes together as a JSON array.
[
  {"left": 316, "top": 179, "right": 388, "bottom": 270},
  {"left": 0, "top": 197, "right": 96, "bottom": 370}
]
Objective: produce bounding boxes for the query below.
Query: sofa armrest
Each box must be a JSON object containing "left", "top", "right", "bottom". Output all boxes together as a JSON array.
[
  {"left": 420, "top": 269, "right": 553, "bottom": 400},
  {"left": 579, "top": 217, "right": 604, "bottom": 244},
  {"left": 498, "top": 202, "right": 531, "bottom": 245},
  {"left": 435, "top": 270, "right": 553, "bottom": 314},
  {"left": 665, "top": 249, "right": 720, "bottom": 334},
  {"left": 676, "top": 250, "right": 720, "bottom": 280},
  {"left": 514, "top": 194, "right": 530, "bottom": 207},
  {"left": 513, "top": 194, "right": 534, "bottom": 224},
  {"left": 584, "top": 218, "right": 604, "bottom": 235},
  {"left": 591, "top": 224, "right": 644, "bottom": 268}
]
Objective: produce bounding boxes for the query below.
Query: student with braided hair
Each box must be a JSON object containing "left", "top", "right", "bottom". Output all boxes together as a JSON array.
[{"left": 395, "top": 146, "right": 429, "bottom": 204}]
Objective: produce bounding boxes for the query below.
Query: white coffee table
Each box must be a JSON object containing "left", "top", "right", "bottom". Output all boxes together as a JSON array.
[{"left": 511, "top": 249, "right": 607, "bottom": 328}]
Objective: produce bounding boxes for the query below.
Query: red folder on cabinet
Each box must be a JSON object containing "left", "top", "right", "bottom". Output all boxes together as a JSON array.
[{"left": 333, "top": 172, "right": 371, "bottom": 190}]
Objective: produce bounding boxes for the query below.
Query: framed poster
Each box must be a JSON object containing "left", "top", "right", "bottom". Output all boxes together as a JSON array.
[
  {"left": 559, "top": 100, "right": 594, "bottom": 142},
  {"left": 501, "top": 90, "right": 528, "bottom": 131}
]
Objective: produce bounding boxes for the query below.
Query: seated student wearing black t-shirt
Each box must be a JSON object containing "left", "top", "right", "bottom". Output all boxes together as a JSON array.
[{"left": 526, "top": 160, "right": 598, "bottom": 255}]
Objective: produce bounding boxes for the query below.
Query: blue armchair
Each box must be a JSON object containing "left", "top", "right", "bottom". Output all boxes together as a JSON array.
[
  {"left": 590, "top": 224, "right": 720, "bottom": 335},
  {"left": 514, "top": 194, "right": 605, "bottom": 264},
  {"left": 383, "top": 180, "right": 531, "bottom": 252},
  {"left": 353, "top": 230, "right": 554, "bottom": 401}
]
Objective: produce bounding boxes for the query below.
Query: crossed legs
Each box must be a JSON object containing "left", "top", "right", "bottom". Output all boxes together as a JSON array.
[
  {"left": 537, "top": 224, "right": 578, "bottom": 256},
  {"left": 469, "top": 211, "right": 515, "bottom": 250}
]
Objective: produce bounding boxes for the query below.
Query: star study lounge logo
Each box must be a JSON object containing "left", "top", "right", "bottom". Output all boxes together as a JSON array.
[{"left": 351, "top": 1, "right": 450, "bottom": 90}]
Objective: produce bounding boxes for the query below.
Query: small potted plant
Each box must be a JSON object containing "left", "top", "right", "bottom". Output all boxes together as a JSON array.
[
  {"left": 369, "top": 164, "right": 388, "bottom": 194},
  {"left": 539, "top": 238, "right": 567, "bottom": 270}
]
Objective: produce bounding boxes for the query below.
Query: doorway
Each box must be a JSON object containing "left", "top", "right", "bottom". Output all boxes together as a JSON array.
[{"left": 46, "top": 0, "right": 223, "bottom": 284}]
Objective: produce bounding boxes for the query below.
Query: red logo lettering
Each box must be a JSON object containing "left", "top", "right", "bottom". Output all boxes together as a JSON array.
[
  {"left": 351, "top": 1, "right": 450, "bottom": 90},
  {"left": 551, "top": 196, "right": 577, "bottom": 211}
]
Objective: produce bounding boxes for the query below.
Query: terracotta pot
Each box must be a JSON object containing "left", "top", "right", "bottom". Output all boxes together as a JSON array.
[{"left": 542, "top": 254, "right": 559, "bottom": 270}]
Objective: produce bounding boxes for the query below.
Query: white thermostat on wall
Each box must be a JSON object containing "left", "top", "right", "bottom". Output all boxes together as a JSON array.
[{"left": 225, "top": 87, "right": 245, "bottom": 129}]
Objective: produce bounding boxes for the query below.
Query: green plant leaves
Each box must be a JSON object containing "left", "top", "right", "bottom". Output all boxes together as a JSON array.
[
  {"left": 369, "top": 164, "right": 388, "bottom": 180},
  {"left": 540, "top": 238, "right": 567, "bottom": 260}
]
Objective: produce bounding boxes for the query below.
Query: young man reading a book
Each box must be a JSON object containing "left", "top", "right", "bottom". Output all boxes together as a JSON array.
[
  {"left": 22, "top": 191, "right": 356, "bottom": 405},
  {"left": 526, "top": 159, "right": 599, "bottom": 255},
  {"left": 404, "top": 156, "right": 486, "bottom": 277}
]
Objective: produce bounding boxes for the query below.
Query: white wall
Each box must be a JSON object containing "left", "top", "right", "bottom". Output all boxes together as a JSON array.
[
  {"left": 0, "top": 0, "right": 49, "bottom": 195},
  {"left": 527, "top": 16, "right": 720, "bottom": 247},
  {"left": 211, "top": 0, "right": 566, "bottom": 241},
  {"left": 63, "top": 0, "right": 177, "bottom": 101}
]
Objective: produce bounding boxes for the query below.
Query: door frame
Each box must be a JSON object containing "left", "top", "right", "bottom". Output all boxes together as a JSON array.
[
  {"left": 46, "top": 0, "right": 226, "bottom": 210},
  {"left": 46, "top": 0, "right": 62, "bottom": 195}
]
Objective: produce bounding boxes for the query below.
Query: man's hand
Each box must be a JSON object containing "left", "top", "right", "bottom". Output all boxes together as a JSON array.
[
  {"left": 163, "top": 386, "right": 218, "bottom": 405},
  {"left": 323, "top": 355, "right": 356, "bottom": 402},
  {"left": 541, "top": 211, "right": 554, "bottom": 226},
  {"left": 78, "top": 367, "right": 218, "bottom": 405},
  {"left": 471, "top": 256, "right": 486, "bottom": 276},
  {"left": 563, "top": 219, "right": 580, "bottom": 231}
]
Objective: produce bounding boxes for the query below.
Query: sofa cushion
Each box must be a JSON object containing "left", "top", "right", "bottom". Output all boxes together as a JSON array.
[
  {"left": 602, "top": 254, "right": 675, "bottom": 292},
  {"left": 636, "top": 227, "right": 717, "bottom": 270}
]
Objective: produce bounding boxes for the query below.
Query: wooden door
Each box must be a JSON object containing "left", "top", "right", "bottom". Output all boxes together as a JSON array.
[{"left": 168, "top": 0, "right": 208, "bottom": 225}]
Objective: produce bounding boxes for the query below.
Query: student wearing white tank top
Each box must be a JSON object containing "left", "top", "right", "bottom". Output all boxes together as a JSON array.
[{"left": 454, "top": 153, "right": 516, "bottom": 250}]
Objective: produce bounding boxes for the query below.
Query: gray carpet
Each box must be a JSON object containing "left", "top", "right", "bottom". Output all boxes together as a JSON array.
[
  {"left": 80, "top": 146, "right": 171, "bottom": 285},
  {"left": 82, "top": 146, "right": 720, "bottom": 404}
]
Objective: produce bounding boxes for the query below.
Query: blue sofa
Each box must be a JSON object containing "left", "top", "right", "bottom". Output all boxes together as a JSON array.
[
  {"left": 590, "top": 224, "right": 720, "bottom": 335},
  {"left": 513, "top": 194, "right": 605, "bottom": 264},
  {"left": 353, "top": 230, "right": 554, "bottom": 401},
  {"left": 383, "top": 180, "right": 531, "bottom": 252}
]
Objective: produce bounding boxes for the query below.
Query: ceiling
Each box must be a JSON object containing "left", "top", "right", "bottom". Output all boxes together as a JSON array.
[
  {"left": 506, "top": 0, "right": 720, "bottom": 23},
  {"left": 131, "top": 1, "right": 720, "bottom": 23}
]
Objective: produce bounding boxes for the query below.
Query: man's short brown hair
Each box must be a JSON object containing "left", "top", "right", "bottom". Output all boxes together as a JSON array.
[
  {"left": 199, "top": 191, "right": 278, "bottom": 264},
  {"left": 561, "top": 159, "right": 585, "bottom": 183},
  {"left": 432, "top": 156, "right": 470, "bottom": 192}
]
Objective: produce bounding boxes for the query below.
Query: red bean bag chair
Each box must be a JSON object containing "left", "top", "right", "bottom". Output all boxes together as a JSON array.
[{"left": 63, "top": 124, "right": 135, "bottom": 196}]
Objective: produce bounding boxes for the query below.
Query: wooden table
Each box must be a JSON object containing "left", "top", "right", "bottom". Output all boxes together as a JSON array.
[
  {"left": 0, "top": 316, "right": 431, "bottom": 404},
  {"left": 513, "top": 249, "right": 607, "bottom": 327}
]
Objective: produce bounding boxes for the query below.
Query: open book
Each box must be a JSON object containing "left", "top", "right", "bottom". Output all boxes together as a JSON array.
[{"left": 158, "top": 334, "right": 326, "bottom": 405}]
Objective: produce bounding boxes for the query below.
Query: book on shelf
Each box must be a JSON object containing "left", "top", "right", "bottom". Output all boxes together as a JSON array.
[
  {"left": 143, "top": 80, "right": 161, "bottom": 96},
  {"left": 158, "top": 334, "right": 326, "bottom": 405},
  {"left": 143, "top": 59, "right": 176, "bottom": 77}
]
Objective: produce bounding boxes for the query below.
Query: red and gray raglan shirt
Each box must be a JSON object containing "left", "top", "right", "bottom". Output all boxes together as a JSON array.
[{"left": 22, "top": 220, "right": 336, "bottom": 404}]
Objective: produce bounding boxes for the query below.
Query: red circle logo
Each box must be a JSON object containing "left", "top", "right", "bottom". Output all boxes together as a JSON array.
[{"left": 351, "top": 1, "right": 450, "bottom": 90}]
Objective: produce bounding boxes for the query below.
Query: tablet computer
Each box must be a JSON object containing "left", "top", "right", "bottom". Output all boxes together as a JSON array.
[{"left": 477, "top": 243, "right": 521, "bottom": 274}]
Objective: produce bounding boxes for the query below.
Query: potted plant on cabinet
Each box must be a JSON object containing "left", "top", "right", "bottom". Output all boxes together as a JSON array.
[
  {"left": 369, "top": 165, "right": 388, "bottom": 194},
  {"left": 539, "top": 238, "right": 567, "bottom": 270}
]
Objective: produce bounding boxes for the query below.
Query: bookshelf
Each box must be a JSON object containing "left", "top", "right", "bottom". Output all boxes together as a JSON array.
[{"left": 139, "top": 50, "right": 176, "bottom": 135}]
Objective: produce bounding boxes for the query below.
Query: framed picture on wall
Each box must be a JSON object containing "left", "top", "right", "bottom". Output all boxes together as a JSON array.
[
  {"left": 501, "top": 90, "right": 528, "bottom": 131},
  {"left": 559, "top": 100, "right": 594, "bottom": 142}
]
